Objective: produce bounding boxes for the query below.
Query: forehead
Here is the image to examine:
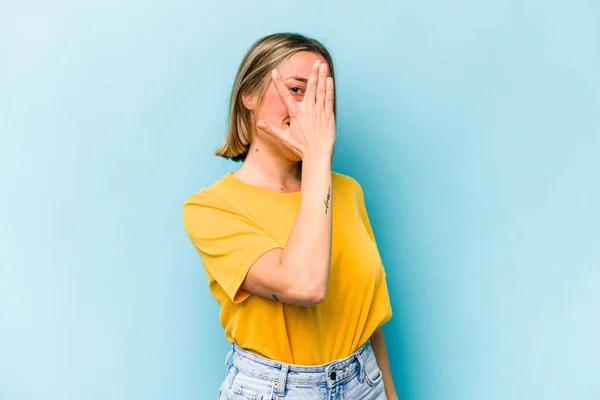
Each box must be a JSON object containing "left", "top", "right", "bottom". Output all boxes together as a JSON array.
[{"left": 278, "top": 51, "right": 328, "bottom": 78}]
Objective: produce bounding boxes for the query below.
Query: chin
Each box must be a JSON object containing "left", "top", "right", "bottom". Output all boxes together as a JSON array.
[
  {"left": 278, "top": 151, "right": 301, "bottom": 163},
  {"left": 280, "top": 143, "right": 302, "bottom": 162}
]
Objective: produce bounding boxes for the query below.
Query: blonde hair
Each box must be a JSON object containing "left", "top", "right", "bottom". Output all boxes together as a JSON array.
[{"left": 215, "top": 33, "right": 336, "bottom": 162}]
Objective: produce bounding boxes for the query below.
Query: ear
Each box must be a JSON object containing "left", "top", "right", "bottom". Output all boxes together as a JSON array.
[{"left": 241, "top": 91, "right": 256, "bottom": 111}]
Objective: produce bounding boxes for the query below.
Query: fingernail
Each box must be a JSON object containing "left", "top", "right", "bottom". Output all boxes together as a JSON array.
[{"left": 258, "top": 121, "right": 267, "bottom": 128}]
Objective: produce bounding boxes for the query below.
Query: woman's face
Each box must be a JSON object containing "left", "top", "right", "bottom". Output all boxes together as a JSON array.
[{"left": 246, "top": 51, "right": 330, "bottom": 160}]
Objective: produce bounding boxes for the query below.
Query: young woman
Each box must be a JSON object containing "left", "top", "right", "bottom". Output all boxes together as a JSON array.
[{"left": 183, "top": 32, "right": 397, "bottom": 399}]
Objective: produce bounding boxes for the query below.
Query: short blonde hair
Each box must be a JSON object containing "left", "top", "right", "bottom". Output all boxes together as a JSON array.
[{"left": 215, "top": 33, "right": 336, "bottom": 162}]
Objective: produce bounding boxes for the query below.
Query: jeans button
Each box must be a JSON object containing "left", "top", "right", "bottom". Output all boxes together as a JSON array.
[{"left": 329, "top": 371, "right": 336, "bottom": 380}]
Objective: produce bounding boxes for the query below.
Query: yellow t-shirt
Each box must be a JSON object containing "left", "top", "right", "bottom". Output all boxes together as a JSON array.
[{"left": 183, "top": 171, "right": 392, "bottom": 365}]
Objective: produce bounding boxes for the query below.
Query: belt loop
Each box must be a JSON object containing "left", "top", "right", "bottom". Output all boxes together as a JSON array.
[
  {"left": 224, "top": 343, "right": 234, "bottom": 370},
  {"left": 276, "top": 363, "right": 289, "bottom": 397},
  {"left": 355, "top": 350, "right": 366, "bottom": 383}
]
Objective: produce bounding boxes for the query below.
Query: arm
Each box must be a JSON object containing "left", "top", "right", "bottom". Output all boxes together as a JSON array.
[
  {"left": 241, "top": 154, "right": 332, "bottom": 305},
  {"left": 371, "top": 326, "right": 399, "bottom": 400},
  {"left": 241, "top": 60, "right": 336, "bottom": 306}
]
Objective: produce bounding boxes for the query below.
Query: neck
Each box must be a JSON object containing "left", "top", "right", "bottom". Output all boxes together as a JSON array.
[{"left": 235, "top": 139, "right": 302, "bottom": 193}]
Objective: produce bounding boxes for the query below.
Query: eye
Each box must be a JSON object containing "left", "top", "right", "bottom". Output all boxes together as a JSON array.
[{"left": 289, "top": 86, "right": 305, "bottom": 95}]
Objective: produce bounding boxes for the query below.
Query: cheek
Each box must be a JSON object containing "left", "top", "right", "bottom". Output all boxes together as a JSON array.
[{"left": 260, "top": 89, "right": 288, "bottom": 118}]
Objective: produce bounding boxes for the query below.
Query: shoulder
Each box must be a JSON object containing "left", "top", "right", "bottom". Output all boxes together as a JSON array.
[
  {"left": 183, "top": 173, "right": 236, "bottom": 208},
  {"left": 182, "top": 174, "right": 242, "bottom": 225},
  {"left": 182, "top": 174, "right": 250, "bottom": 240},
  {"left": 332, "top": 171, "right": 363, "bottom": 193}
]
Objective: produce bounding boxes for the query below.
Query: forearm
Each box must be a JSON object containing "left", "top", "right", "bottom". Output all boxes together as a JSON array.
[
  {"left": 371, "top": 326, "right": 398, "bottom": 400},
  {"left": 280, "top": 151, "right": 333, "bottom": 301}
]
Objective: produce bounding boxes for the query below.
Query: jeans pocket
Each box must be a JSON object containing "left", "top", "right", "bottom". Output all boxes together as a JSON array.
[
  {"left": 229, "top": 369, "right": 264, "bottom": 400},
  {"left": 363, "top": 358, "right": 384, "bottom": 387},
  {"left": 232, "top": 385, "right": 263, "bottom": 400}
]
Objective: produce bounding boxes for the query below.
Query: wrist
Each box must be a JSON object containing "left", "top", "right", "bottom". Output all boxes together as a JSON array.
[{"left": 302, "top": 146, "right": 333, "bottom": 163}]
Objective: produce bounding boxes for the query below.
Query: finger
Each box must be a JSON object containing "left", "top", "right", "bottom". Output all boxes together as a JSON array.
[
  {"left": 257, "top": 120, "right": 286, "bottom": 139},
  {"left": 271, "top": 69, "right": 300, "bottom": 118},
  {"left": 257, "top": 120, "right": 301, "bottom": 157},
  {"left": 325, "top": 77, "right": 334, "bottom": 116},
  {"left": 256, "top": 120, "right": 289, "bottom": 142},
  {"left": 315, "top": 63, "right": 328, "bottom": 109},
  {"left": 304, "top": 60, "right": 320, "bottom": 106}
]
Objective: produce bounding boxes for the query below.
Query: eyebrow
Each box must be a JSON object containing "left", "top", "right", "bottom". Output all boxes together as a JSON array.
[{"left": 284, "top": 76, "right": 308, "bottom": 83}]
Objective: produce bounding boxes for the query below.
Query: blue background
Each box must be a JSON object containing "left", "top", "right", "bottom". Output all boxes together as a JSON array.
[{"left": 1, "top": 1, "right": 599, "bottom": 399}]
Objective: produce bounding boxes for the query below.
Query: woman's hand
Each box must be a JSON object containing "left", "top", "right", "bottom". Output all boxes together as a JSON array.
[{"left": 257, "top": 60, "right": 336, "bottom": 159}]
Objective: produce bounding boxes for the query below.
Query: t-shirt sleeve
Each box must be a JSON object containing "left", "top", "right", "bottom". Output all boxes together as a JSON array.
[
  {"left": 183, "top": 190, "right": 281, "bottom": 303},
  {"left": 355, "top": 179, "right": 376, "bottom": 242},
  {"left": 355, "top": 179, "right": 387, "bottom": 278}
]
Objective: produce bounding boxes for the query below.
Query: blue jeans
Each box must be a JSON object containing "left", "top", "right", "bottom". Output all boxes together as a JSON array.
[{"left": 219, "top": 340, "right": 387, "bottom": 399}]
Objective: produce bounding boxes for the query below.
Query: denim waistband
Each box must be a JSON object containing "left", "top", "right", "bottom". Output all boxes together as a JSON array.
[{"left": 225, "top": 340, "right": 373, "bottom": 390}]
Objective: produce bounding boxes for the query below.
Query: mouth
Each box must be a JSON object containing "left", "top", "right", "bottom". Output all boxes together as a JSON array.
[{"left": 283, "top": 118, "right": 291, "bottom": 129}]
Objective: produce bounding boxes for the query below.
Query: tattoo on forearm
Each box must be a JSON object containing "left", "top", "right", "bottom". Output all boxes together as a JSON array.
[
  {"left": 272, "top": 294, "right": 279, "bottom": 301},
  {"left": 324, "top": 186, "right": 331, "bottom": 214}
]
